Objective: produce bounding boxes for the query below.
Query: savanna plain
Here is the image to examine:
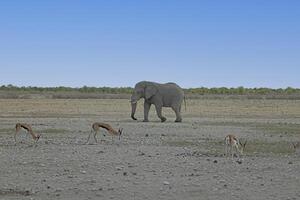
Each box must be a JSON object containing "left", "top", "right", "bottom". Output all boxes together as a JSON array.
[{"left": 0, "top": 98, "right": 299, "bottom": 200}]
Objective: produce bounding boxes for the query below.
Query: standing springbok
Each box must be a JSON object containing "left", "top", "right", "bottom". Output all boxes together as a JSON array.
[
  {"left": 15, "top": 123, "right": 41, "bottom": 143},
  {"left": 224, "top": 134, "right": 247, "bottom": 158},
  {"left": 86, "top": 122, "right": 123, "bottom": 144}
]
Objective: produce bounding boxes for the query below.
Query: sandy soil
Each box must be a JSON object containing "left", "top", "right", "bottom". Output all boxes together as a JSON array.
[{"left": 0, "top": 99, "right": 299, "bottom": 200}]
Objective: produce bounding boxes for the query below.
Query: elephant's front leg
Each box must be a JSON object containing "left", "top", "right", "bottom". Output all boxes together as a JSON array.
[
  {"left": 155, "top": 105, "right": 166, "bottom": 122},
  {"left": 143, "top": 102, "right": 151, "bottom": 122}
]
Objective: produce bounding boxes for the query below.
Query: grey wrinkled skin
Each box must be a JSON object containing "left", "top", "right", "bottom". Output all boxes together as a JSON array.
[{"left": 130, "top": 81, "right": 185, "bottom": 122}]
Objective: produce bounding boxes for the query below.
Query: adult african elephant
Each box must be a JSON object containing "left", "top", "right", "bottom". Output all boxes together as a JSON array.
[{"left": 130, "top": 81, "right": 185, "bottom": 122}]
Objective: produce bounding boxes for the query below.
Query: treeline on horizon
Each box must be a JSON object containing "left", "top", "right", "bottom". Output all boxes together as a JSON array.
[{"left": 1, "top": 84, "right": 300, "bottom": 95}]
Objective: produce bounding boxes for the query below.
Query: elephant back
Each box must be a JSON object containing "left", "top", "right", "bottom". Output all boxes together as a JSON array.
[
  {"left": 164, "top": 82, "right": 183, "bottom": 90},
  {"left": 161, "top": 82, "right": 184, "bottom": 97}
]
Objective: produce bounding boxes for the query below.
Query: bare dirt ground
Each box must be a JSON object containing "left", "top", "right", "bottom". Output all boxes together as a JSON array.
[{"left": 0, "top": 99, "right": 299, "bottom": 200}]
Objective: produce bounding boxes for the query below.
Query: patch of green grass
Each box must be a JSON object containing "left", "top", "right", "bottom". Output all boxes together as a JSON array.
[
  {"left": 243, "top": 140, "right": 294, "bottom": 155},
  {"left": 0, "top": 128, "right": 13, "bottom": 135},
  {"left": 210, "top": 140, "right": 294, "bottom": 155},
  {"left": 256, "top": 123, "right": 300, "bottom": 135},
  {"left": 199, "top": 121, "right": 300, "bottom": 136},
  {"left": 0, "top": 128, "right": 69, "bottom": 135},
  {"left": 164, "top": 138, "right": 294, "bottom": 156}
]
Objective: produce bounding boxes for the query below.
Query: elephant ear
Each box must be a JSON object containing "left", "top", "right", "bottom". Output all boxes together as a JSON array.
[{"left": 145, "top": 85, "right": 157, "bottom": 99}]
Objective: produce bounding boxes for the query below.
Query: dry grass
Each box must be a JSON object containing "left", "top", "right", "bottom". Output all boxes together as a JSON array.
[
  {"left": 186, "top": 99, "right": 300, "bottom": 119},
  {"left": 1, "top": 98, "right": 299, "bottom": 119},
  {"left": 0, "top": 98, "right": 299, "bottom": 154}
]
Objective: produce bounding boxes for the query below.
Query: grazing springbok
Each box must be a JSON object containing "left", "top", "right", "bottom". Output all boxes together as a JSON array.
[
  {"left": 15, "top": 123, "right": 41, "bottom": 143},
  {"left": 86, "top": 122, "right": 123, "bottom": 144},
  {"left": 224, "top": 134, "right": 247, "bottom": 158}
]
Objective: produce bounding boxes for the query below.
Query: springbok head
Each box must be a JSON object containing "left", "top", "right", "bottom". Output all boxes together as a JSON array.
[
  {"left": 34, "top": 133, "right": 41, "bottom": 142},
  {"left": 291, "top": 142, "right": 300, "bottom": 150},
  {"left": 239, "top": 140, "right": 247, "bottom": 154}
]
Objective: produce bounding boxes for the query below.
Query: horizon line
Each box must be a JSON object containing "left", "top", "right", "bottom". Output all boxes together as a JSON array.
[{"left": 1, "top": 84, "right": 299, "bottom": 90}]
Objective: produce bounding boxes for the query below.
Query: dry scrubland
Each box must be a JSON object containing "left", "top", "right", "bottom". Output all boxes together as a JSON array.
[{"left": 0, "top": 98, "right": 300, "bottom": 200}]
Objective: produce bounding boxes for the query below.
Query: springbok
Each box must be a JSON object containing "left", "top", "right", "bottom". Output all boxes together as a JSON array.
[
  {"left": 86, "top": 122, "right": 123, "bottom": 144},
  {"left": 224, "top": 134, "right": 247, "bottom": 158},
  {"left": 15, "top": 123, "right": 41, "bottom": 143}
]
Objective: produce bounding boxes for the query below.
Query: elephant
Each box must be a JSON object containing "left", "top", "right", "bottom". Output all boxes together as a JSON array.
[{"left": 130, "top": 81, "right": 186, "bottom": 122}]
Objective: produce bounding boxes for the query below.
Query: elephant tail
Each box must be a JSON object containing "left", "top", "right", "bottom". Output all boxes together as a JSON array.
[{"left": 184, "top": 96, "right": 187, "bottom": 111}]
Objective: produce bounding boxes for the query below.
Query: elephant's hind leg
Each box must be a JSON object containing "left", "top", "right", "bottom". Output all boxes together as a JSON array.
[
  {"left": 172, "top": 106, "right": 182, "bottom": 122},
  {"left": 155, "top": 105, "right": 166, "bottom": 122}
]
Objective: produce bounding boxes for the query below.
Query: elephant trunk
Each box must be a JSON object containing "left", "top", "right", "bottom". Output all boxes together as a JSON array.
[{"left": 131, "top": 102, "right": 137, "bottom": 120}]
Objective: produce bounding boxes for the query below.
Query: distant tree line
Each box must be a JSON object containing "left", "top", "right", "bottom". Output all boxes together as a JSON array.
[
  {"left": 1, "top": 84, "right": 300, "bottom": 95},
  {"left": 185, "top": 86, "right": 300, "bottom": 95},
  {"left": 0, "top": 84, "right": 133, "bottom": 94}
]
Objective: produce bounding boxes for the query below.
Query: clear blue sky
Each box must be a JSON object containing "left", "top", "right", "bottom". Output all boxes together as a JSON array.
[{"left": 0, "top": 0, "right": 299, "bottom": 88}]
